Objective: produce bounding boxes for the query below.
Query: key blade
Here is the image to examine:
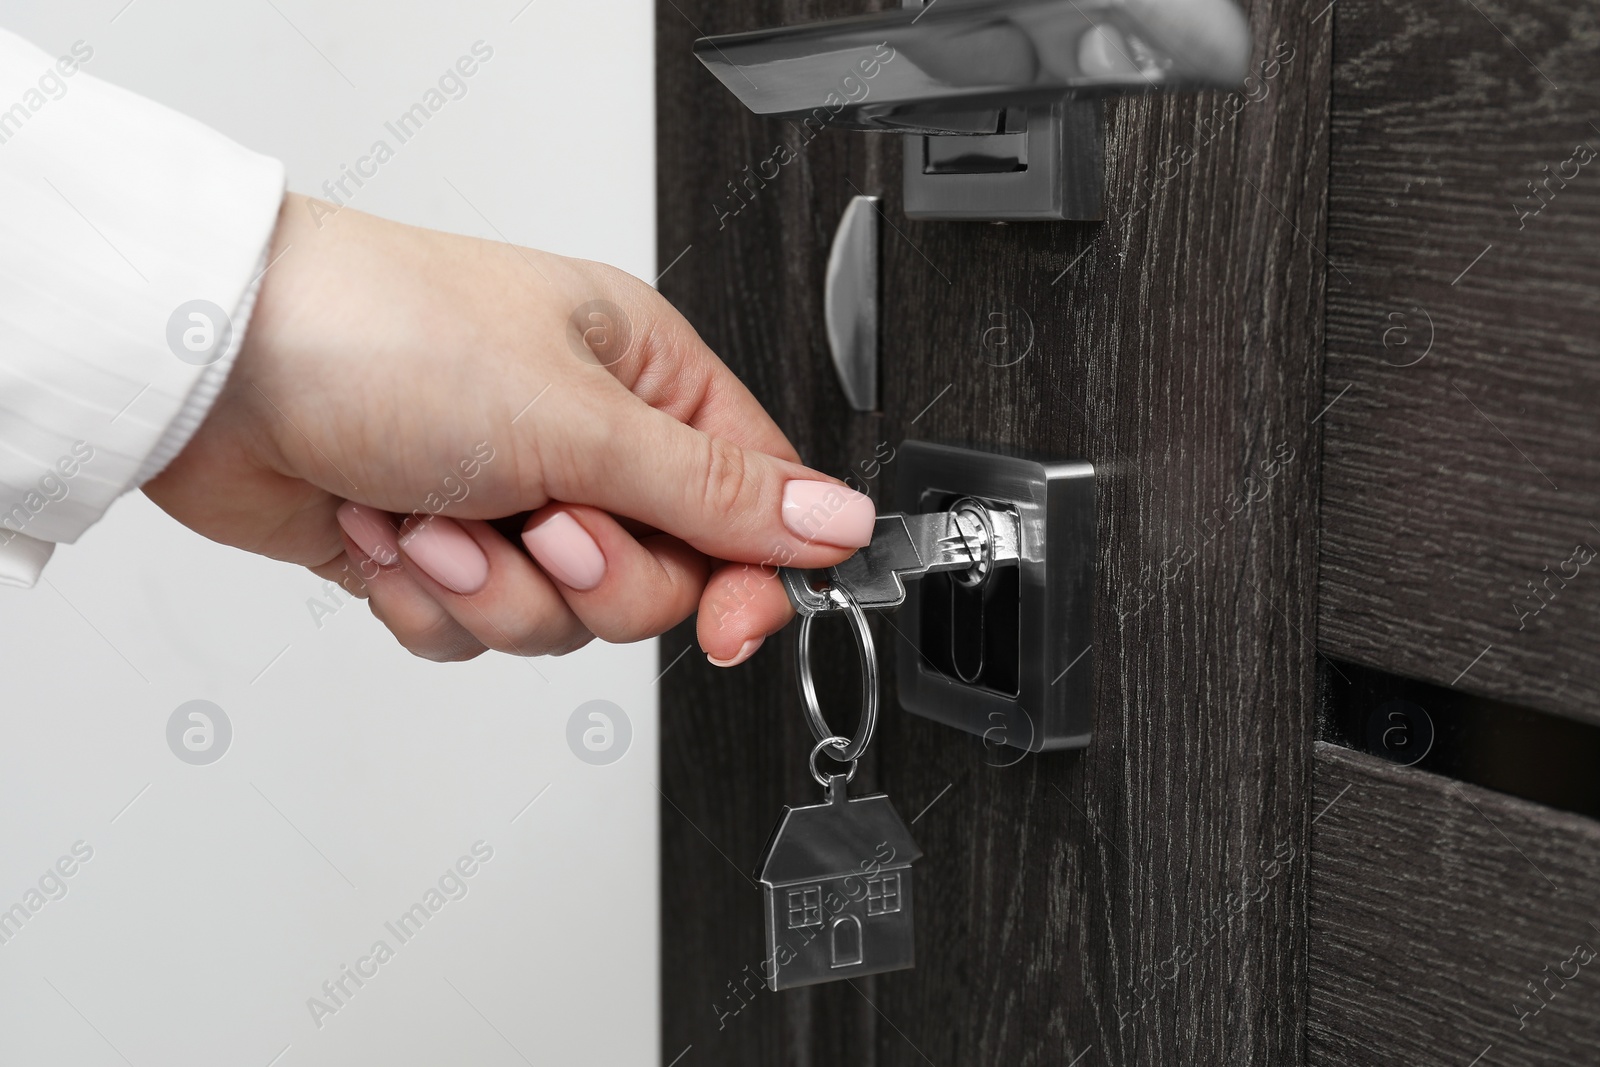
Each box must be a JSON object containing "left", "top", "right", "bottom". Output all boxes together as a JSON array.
[
  {"left": 829, "top": 515, "right": 926, "bottom": 610},
  {"left": 779, "top": 506, "right": 1021, "bottom": 616},
  {"left": 908, "top": 506, "right": 1021, "bottom": 571}
]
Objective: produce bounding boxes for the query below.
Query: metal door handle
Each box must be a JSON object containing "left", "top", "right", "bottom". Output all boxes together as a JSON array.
[
  {"left": 694, "top": 0, "right": 1250, "bottom": 136},
  {"left": 694, "top": 0, "right": 1251, "bottom": 220}
]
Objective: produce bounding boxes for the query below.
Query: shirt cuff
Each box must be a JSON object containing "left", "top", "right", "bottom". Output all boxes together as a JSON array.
[
  {"left": 132, "top": 246, "right": 269, "bottom": 487},
  {"left": 0, "top": 29, "right": 286, "bottom": 589}
]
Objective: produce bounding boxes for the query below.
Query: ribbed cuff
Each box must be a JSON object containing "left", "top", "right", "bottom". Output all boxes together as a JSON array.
[{"left": 133, "top": 245, "right": 270, "bottom": 486}]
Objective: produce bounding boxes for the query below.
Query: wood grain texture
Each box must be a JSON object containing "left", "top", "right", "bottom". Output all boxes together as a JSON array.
[
  {"left": 1309, "top": 742, "right": 1600, "bottom": 1067},
  {"left": 1317, "top": 0, "right": 1600, "bottom": 724},
  {"left": 657, "top": 0, "right": 1330, "bottom": 1063}
]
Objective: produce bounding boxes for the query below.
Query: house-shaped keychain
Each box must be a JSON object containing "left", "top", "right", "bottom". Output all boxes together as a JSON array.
[{"left": 755, "top": 778, "right": 923, "bottom": 990}]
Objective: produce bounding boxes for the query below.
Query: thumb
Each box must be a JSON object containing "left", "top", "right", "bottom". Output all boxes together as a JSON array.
[{"left": 545, "top": 386, "right": 875, "bottom": 570}]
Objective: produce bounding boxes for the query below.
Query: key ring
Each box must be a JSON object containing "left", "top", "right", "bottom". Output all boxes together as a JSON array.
[
  {"left": 808, "top": 735, "right": 859, "bottom": 788},
  {"left": 796, "top": 582, "right": 879, "bottom": 763}
]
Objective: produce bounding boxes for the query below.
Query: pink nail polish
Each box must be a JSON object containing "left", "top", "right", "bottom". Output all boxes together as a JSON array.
[
  {"left": 708, "top": 636, "right": 765, "bottom": 668},
  {"left": 781, "top": 480, "right": 875, "bottom": 549},
  {"left": 336, "top": 502, "right": 400, "bottom": 566},
  {"left": 398, "top": 516, "right": 488, "bottom": 595},
  {"left": 521, "top": 511, "right": 606, "bottom": 591}
]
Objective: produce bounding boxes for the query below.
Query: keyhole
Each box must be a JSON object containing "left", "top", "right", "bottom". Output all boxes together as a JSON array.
[{"left": 950, "top": 577, "right": 986, "bottom": 683}]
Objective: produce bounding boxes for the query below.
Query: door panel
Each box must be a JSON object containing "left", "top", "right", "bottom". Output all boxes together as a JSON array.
[
  {"left": 657, "top": 1, "right": 1330, "bottom": 1063},
  {"left": 1318, "top": 0, "right": 1600, "bottom": 724},
  {"left": 1309, "top": 743, "right": 1600, "bottom": 1067}
]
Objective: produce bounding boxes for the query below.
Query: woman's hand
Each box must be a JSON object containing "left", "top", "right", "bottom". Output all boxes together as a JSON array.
[{"left": 143, "top": 194, "right": 873, "bottom": 663}]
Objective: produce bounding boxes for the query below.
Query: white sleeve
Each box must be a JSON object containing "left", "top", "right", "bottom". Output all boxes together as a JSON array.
[{"left": 0, "top": 29, "right": 285, "bottom": 588}]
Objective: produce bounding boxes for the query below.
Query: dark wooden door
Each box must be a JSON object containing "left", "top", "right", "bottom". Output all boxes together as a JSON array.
[
  {"left": 1306, "top": 0, "right": 1600, "bottom": 1062},
  {"left": 654, "top": 0, "right": 1598, "bottom": 1064}
]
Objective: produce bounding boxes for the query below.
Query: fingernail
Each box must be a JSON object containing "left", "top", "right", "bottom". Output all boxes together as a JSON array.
[
  {"left": 336, "top": 502, "right": 400, "bottom": 566},
  {"left": 398, "top": 516, "right": 488, "bottom": 595},
  {"left": 521, "top": 511, "right": 606, "bottom": 591},
  {"left": 707, "top": 636, "right": 764, "bottom": 668},
  {"left": 782, "top": 480, "right": 876, "bottom": 548}
]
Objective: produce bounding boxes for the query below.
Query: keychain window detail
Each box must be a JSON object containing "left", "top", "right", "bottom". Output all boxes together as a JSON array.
[
  {"left": 866, "top": 874, "right": 901, "bottom": 916},
  {"left": 787, "top": 888, "right": 823, "bottom": 929}
]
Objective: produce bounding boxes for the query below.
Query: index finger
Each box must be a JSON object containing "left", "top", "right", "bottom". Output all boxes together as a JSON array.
[{"left": 571, "top": 261, "right": 803, "bottom": 463}]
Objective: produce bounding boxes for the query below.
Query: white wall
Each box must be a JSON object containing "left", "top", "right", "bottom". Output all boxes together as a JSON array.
[{"left": 0, "top": 2, "right": 659, "bottom": 1064}]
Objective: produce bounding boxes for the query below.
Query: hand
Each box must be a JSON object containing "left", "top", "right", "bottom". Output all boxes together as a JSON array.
[{"left": 143, "top": 194, "right": 874, "bottom": 663}]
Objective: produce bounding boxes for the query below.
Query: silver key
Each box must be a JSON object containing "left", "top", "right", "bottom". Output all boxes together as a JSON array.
[{"left": 782, "top": 497, "right": 1020, "bottom": 616}]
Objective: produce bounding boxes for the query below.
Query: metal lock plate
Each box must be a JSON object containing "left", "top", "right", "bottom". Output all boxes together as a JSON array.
[
  {"left": 902, "top": 99, "right": 1106, "bottom": 222},
  {"left": 897, "top": 0, "right": 1104, "bottom": 221},
  {"left": 895, "top": 442, "right": 1096, "bottom": 751}
]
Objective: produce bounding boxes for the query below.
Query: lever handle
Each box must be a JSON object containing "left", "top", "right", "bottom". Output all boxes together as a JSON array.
[{"left": 694, "top": 0, "right": 1251, "bottom": 136}]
